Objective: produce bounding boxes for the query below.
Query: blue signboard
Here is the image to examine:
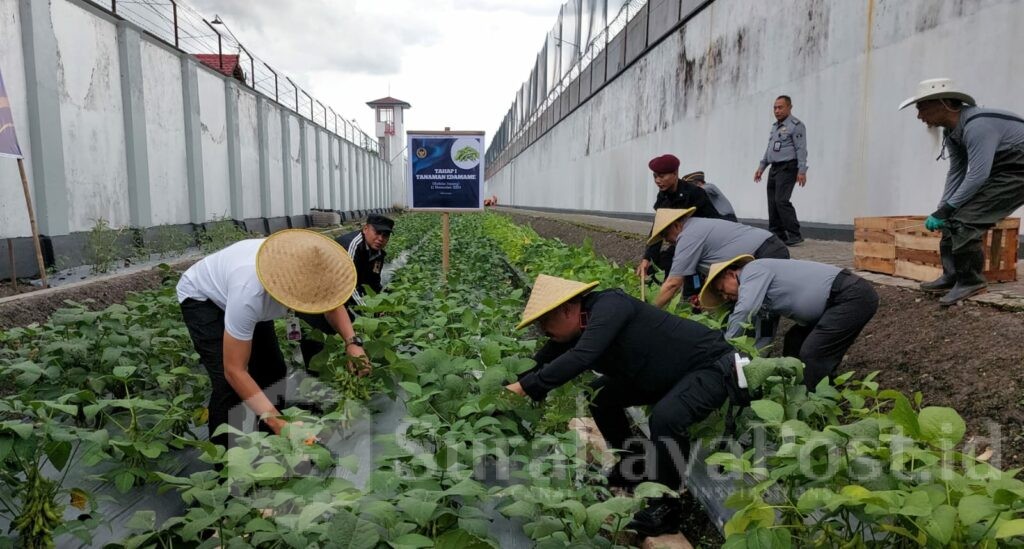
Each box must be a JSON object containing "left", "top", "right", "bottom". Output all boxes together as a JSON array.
[{"left": 407, "top": 131, "right": 484, "bottom": 210}]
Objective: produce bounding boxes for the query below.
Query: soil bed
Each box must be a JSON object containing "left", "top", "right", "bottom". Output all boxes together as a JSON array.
[{"left": 502, "top": 211, "right": 1024, "bottom": 542}]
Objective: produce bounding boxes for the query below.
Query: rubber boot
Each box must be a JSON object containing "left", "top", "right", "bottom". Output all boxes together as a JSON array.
[
  {"left": 939, "top": 249, "right": 987, "bottom": 306},
  {"left": 920, "top": 242, "right": 956, "bottom": 292}
]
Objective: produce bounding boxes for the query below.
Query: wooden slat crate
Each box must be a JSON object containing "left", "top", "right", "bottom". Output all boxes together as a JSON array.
[
  {"left": 853, "top": 216, "right": 916, "bottom": 275},
  {"left": 893, "top": 217, "right": 1020, "bottom": 282}
]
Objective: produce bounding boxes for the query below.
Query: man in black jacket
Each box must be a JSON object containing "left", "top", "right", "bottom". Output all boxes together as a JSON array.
[
  {"left": 506, "top": 274, "right": 733, "bottom": 538},
  {"left": 637, "top": 154, "right": 725, "bottom": 282},
  {"left": 298, "top": 214, "right": 394, "bottom": 367}
]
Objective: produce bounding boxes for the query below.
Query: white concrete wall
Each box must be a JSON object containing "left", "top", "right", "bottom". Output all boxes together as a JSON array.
[
  {"left": 304, "top": 123, "right": 317, "bottom": 207},
  {"left": 264, "top": 103, "right": 285, "bottom": 217},
  {"left": 1, "top": 0, "right": 392, "bottom": 244},
  {"left": 140, "top": 39, "right": 188, "bottom": 226},
  {"left": 198, "top": 68, "right": 230, "bottom": 219},
  {"left": 53, "top": 0, "right": 129, "bottom": 232},
  {"left": 488, "top": 0, "right": 1024, "bottom": 225},
  {"left": 237, "top": 90, "right": 260, "bottom": 218},
  {"left": 287, "top": 115, "right": 303, "bottom": 215},
  {"left": 0, "top": 1, "right": 34, "bottom": 239}
]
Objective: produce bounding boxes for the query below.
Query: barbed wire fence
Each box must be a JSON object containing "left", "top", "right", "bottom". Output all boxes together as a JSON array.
[{"left": 87, "top": 0, "right": 380, "bottom": 154}]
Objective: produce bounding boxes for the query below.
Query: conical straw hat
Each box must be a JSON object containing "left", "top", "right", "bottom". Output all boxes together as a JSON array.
[
  {"left": 256, "top": 229, "right": 358, "bottom": 314},
  {"left": 647, "top": 207, "right": 696, "bottom": 246},
  {"left": 516, "top": 274, "right": 599, "bottom": 330},
  {"left": 699, "top": 254, "right": 755, "bottom": 309}
]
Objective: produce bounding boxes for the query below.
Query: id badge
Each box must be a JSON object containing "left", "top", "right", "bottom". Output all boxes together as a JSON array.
[
  {"left": 773, "top": 140, "right": 782, "bottom": 152},
  {"left": 286, "top": 314, "right": 302, "bottom": 341}
]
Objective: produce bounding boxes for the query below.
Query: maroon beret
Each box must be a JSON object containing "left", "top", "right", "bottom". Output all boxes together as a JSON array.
[{"left": 648, "top": 154, "right": 680, "bottom": 174}]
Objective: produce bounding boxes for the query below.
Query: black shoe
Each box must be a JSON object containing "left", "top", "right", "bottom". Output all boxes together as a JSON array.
[
  {"left": 784, "top": 236, "right": 805, "bottom": 246},
  {"left": 626, "top": 497, "right": 682, "bottom": 538}
]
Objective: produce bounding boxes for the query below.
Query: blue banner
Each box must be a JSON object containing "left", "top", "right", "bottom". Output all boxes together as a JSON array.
[
  {"left": 0, "top": 65, "right": 23, "bottom": 159},
  {"left": 407, "top": 132, "right": 484, "bottom": 210}
]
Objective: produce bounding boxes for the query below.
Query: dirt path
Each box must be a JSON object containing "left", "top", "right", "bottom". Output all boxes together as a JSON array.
[{"left": 502, "top": 212, "right": 1024, "bottom": 471}]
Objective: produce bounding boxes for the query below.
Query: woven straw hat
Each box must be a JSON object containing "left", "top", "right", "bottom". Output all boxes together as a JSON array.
[
  {"left": 699, "top": 254, "right": 755, "bottom": 309},
  {"left": 898, "top": 78, "right": 976, "bottom": 110},
  {"left": 256, "top": 229, "right": 357, "bottom": 314},
  {"left": 516, "top": 274, "right": 599, "bottom": 330},
  {"left": 647, "top": 207, "right": 696, "bottom": 246}
]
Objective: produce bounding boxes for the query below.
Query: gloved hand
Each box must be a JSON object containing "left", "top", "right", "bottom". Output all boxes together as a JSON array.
[
  {"left": 924, "top": 215, "right": 946, "bottom": 231},
  {"left": 926, "top": 203, "right": 955, "bottom": 231}
]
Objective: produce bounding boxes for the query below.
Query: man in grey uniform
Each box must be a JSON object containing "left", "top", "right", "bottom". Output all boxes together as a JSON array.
[
  {"left": 683, "top": 171, "right": 737, "bottom": 222},
  {"left": 647, "top": 208, "right": 789, "bottom": 309},
  {"left": 700, "top": 256, "right": 878, "bottom": 390},
  {"left": 754, "top": 95, "right": 808, "bottom": 246},
  {"left": 900, "top": 78, "right": 1024, "bottom": 305}
]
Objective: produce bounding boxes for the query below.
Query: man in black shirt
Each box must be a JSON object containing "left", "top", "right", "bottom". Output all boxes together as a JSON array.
[
  {"left": 298, "top": 214, "right": 394, "bottom": 367},
  {"left": 637, "top": 154, "right": 724, "bottom": 282},
  {"left": 506, "top": 274, "right": 733, "bottom": 538}
]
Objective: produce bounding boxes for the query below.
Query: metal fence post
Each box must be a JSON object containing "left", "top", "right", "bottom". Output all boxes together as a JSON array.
[{"left": 172, "top": 1, "right": 179, "bottom": 48}]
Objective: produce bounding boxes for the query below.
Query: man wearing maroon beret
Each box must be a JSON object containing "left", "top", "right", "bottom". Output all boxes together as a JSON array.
[{"left": 636, "top": 154, "right": 725, "bottom": 283}]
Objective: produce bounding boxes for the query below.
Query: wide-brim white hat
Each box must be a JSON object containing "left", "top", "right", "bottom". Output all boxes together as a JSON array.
[
  {"left": 256, "top": 229, "right": 357, "bottom": 314},
  {"left": 898, "top": 78, "right": 976, "bottom": 110}
]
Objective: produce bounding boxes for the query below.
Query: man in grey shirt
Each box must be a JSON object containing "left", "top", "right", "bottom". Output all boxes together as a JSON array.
[
  {"left": 754, "top": 95, "right": 808, "bottom": 246},
  {"left": 700, "top": 257, "right": 879, "bottom": 390},
  {"left": 683, "top": 171, "right": 737, "bottom": 221},
  {"left": 900, "top": 78, "right": 1024, "bottom": 305},
  {"left": 647, "top": 208, "right": 788, "bottom": 308}
]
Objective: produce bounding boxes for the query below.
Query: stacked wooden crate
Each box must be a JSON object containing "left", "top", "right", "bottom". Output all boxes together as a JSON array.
[{"left": 853, "top": 216, "right": 1019, "bottom": 282}]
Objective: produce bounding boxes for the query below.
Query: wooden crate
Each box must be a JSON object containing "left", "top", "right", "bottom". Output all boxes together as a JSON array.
[
  {"left": 853, "top": 216, "right": 917, "bottom": 275},
  {"left": 893, "top": 217, "right": 1020, "bottom": 282}
]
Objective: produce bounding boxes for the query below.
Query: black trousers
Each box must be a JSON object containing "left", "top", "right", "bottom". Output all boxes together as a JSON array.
[
  {"left": 588, "top": 355, "right": 731, "bottom": 491},
  {"left": 753, "top": 235, "right": 791, "bottom": 260},
  {"left": 180, "top": 298, "right": 287, "bottom": 449},
  {"left": 782, "top": 271, "right": 878, "bottom": 389},
  {"left": 767, "top": 159, "right": 801, "bottom": 240}
]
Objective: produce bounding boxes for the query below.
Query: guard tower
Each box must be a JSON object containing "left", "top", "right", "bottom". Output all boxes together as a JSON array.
[{"left": 367, "top": 96, "right": 411, "bottom": 208}]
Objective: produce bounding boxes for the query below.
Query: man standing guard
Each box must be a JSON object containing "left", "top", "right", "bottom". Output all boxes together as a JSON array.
[
  {"left": 899, "top": 78, "right": 1024, "bottom": 306},
  {"left": 636, "top": 154, "right": 724, "bottom": 280},
  {"left": 754, "top": 95, "right": 808, "bottom": 246}
]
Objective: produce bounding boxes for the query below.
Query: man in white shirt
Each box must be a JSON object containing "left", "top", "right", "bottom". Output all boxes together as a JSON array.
[{"left": 177, "top": 229, "right": 363, "bottom": 449}]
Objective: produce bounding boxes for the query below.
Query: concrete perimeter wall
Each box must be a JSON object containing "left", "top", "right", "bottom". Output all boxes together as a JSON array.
[
  {"left": 0, "top": 0, "right": 392, "bottom": 276},
  {"left": 486, "top": 0, "right": 1024, "bottom": 231}
]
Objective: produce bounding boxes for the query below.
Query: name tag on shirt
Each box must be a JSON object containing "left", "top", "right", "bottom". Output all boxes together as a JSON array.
[
  {"left": 286, "top": 313, "right": 302, "bottom": 341},
  {"left": 773, "top": 141, "right": 782, "bottom": 152}
]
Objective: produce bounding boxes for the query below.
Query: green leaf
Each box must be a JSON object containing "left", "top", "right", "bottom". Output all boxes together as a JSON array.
[
  {"left": 326, "top": 509, "right": 380, "bottom": 549},
  {"left": 996, "top": 518, "right": 1024, "bottom": 539},
  {"left": 399, "top": 382, "right": 422, "bottom": 397},
  {"left": 923, "top": 504, "right": 956, "bottom": 545},
  {"left": 750, "top": 400, "right": 784, "bottom": 424},
  {"left": 252, "top": 462, "right": 287, "bottom": 481},
  {"left": 899, "top": 490, "right": 933, "bottom": 517},
  {"left": 443, "top": 478, "right": 486, "bottom": 498},
  {"left": 114, "top": 470, "right": 136, "bottom": 493},
  {"left": 480, "top": 341, "right": 502, "bottom": 367},
  {"left": 958, "top": 494, "right": 1001, "bottom": 526},
  {"left": 389, "top": 533, "right": 434, "bottom": 548},
  {"left": 397, "top": 496, "right": 438, "bottom": 527},
  {"left": 112, "top": 365, "right": 137, "bottom": 378},
  {"left": 296, "top": 501, "right": 333, "bottom": 530},
  {"left": 796, "top": 488, "right": 837, "bottom": 512},
  {"left": 434, "top": 529, "right": 493, "bottom": 549},
  {"left": 918, "top": 407, "right": 966, "bottom": 448},
  {"left": 499, "top": 500, "right": 537, "bottom": 519},
  {"left": 45, "top": 440, "right": 73, "bottom": 470},
  {"left": 889, "top": 392, "right": 921, "bottom": 438},
  {"left": 125, "top": 510, "right": 156, "bottom": 531}
]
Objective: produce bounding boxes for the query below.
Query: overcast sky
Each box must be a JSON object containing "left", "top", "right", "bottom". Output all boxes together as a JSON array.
[{"left": 188, "top": 0, "right": 566, "bottom": 150}]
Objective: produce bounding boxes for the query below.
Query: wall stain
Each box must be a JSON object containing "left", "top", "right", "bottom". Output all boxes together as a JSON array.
[{"left": 675, "top": 22, "right": 752, "bottom": 119}]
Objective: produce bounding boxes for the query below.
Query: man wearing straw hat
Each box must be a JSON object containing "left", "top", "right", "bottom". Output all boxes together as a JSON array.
[
  {"left": 699, "top": 256, "right": 878, "bottom": 389},
  {"left": 177, "top": 229, "right": 363, "bottom": 448},
  {"left": 647, "top": 207, "right": 789, "bottom": 310},
  {"left": 505, "top": 274, "right": 735, "bottom": 537},
  {"left": 682, "top": 170, "right": 738, "bottom": 222},
  {"left": 900, "top": 78, "right": 1024, "bottom": 305},
  {"left": 636, "top": 154, "right": 726, "bottom": 282}
]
